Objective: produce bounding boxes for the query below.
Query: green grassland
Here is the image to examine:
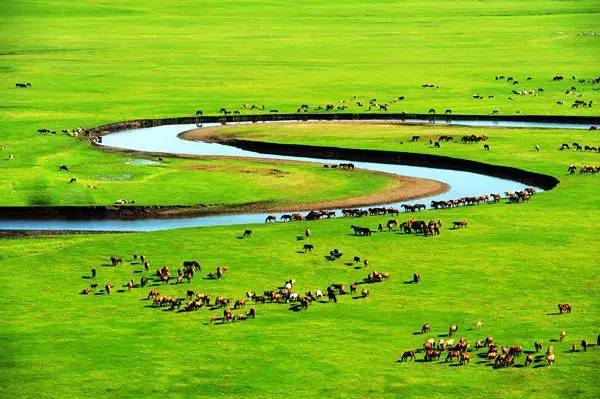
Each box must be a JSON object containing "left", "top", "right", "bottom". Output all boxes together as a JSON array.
[
  {"left": 0, "top": 145, "right": 397, "bottom": 208},
  {"left": 1, "top": 1, "right": 600, "bottom": 398},
  {"left": 0, "top": 0, "right": 599, "bottom": 207},
  {"left": 1, "top": 124, "right": 599, "bottom": 398}
]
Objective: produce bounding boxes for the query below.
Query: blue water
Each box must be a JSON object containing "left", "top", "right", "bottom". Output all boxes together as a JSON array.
[{"left": 2, "top": 117, "right": 585, "bottom": 232}]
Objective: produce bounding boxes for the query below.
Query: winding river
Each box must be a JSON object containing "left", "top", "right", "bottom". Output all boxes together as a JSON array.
[{"left": 0, "top": 119, "right": 593, "bottom": 232}]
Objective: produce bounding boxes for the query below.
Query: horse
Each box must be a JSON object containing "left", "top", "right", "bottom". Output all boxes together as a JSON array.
[
  {"left": 110, "top": 256, "right": 122, "bottom": 266},
  {"left": 421, "top": 323, "right": 431, "bottom": 334},
  {"left": 400, "top": 350, "right": 416, "bottom": 361},
  {"left": 265, "top": 215, "right": 276, "bottom": 223},
  {"left": 303, "top": 243, "right": 314, "bottom": 252},
  {"left": 558, "top": 303, "right": 571, "bottom": 314},
  {"left": 243, "top": 229, "right": 252, "bottom": 237}
]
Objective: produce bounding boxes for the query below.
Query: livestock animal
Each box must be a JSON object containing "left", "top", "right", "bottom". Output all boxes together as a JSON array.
[
  {"left": 558, "top": 303, "right": 571, "bottom": 314},
  {"left": 448, "top": 324, "right": 458, "bottom": 336},
  {"left": 421, "top": 323, "right": 431, "bottom": 334},
  {"left": 303, "top": 243, "right": 314, "bottom": 252},
  {"left": 400, "top": 350, "right": 416, "bottom": 361},
  {"left": 453, "top": 221, "right": 468, "bottom": 229},
  {"left": 110, "top": 256, "right": 122, "bottom": 266}
]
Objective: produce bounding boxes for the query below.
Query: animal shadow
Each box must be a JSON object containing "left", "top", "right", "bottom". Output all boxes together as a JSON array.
[
  {"left": 296, "top": 251, "right": 305, "bottom": 254},
  {"left": 81, "top": 275, "right": 91, "bottom": 279},
  {"left": 533, "top": 364, "right": 546, "bottom": 369},
  {"left": 354, "top": 266, "right": 363, "bottom": 270},
  {"left": 404, "top": 280, "right": 417, "bottom": 284},
  {"left": 546, "top": 312, "right": 561, "bottom": 316},
  {"left": 117, "top": 289, "right": 126, "bottom": 293}
]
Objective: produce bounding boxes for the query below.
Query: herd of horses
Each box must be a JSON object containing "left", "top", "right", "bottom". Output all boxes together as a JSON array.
[
  {"left": 262, "top": 189, "right": 536, "bottom": 225},
  {"left": 399, "top": 307, "right": 597, "bottom": 368},
  {"left": 82, "top": 251, "right": 397, "bottom": 323},
  {"left": 568, "top": 164, "right": 599, "bottom": 175},
  {"left": 560, "top": 142, "right": 599, "bottom": 152}
]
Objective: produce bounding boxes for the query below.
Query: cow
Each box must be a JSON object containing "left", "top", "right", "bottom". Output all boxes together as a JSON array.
[
  {"left": 525, "top": 353, "right": 534, "bottom": 366},
  {"left": 303, "top": 243, "right": 314, "bottom": 252}
]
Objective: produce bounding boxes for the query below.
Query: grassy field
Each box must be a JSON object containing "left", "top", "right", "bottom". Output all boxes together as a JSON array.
[
  {"left": 1, "top": 124, "right": 599, "bottom": 398},
  {"left": 1, "top": 1, "right": 599, "bottom": 398},
  {"left": 0, "top": 145, "right": 403, "bottom": 209},
  {"left": 0, "top": 0, "right": 599, "bottom": 207}
]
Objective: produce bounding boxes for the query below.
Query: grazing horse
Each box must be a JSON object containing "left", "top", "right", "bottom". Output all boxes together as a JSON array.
[
  {"left": 581, "top": 340, "right": 590, "bottom": 352},
  {"left": 453, "top": 221, "right": 468, "bottom": 229},
  {"left": 445, "top": 351, "right": 460, "bottom": 363},
  {"left": 303, "top": 243, "right": 314, "bottom": 252},
  {"left": 243, "top": 229, "right": 252, "bottom": 237},
  {"left": 421, "top": 323, "right": 431, "bottom": 334},
  {"left": 265, "top": 215, "right": 276, "bottom": 223},
  {"left": 400, "top": 350, "right": 416, "bottom": 361},
  {"left": 525, "top": 354, "right": 534, "bottom": 366},
  {"left": 558, "top": 303, "right": 571, "bottom": 314},
  {"left": 59, "top": 164, "right": 69, "bottom": 171},
  {"left": 448, "top": 324, "right": 458, "bottom": 336},
  {"left": 110, "top": 256, "right": 122, "bottom": 266},
  {"left": 183, "top": 260, "right": 200, "bottom": 270}
]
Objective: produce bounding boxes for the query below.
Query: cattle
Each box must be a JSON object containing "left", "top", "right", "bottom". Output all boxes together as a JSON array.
[
  {"left": 459, "top": 352, "right": 470, "bottom": 366},
  {"left": 350, "top": 282, "right": 358, "bottom": 294},
  {"left": 105, "top": 283, "right": 113, "bottom": 295},
  {"left": 400, "top": 350, "right": 416, "bottom": 361},
  {"left": 110, "top": 256, "right": 122, "bottom": 266},
  {"left": 15, "top": 82, "right": 31, "bottom": 88},
  {"left": 361, "top": 288, "right": 369, "bottom": 298},
  {"left": 386, "top": 219, "right": 398, "bottom": 231},
  {"left": 303, "top": 243, "right": 314, "bottom": 252},
  {"left": 546, "top": 353, "right": 555, "bottom": 366},
  {"left": 59, "top": 164, "right": 69, "bottom": 172},
  {"left": 82, "top": 288, "right": 89, "bottom": 295},
  {"left": 249, "top": 308, "right": 256, "bottom": 318},
  {"left": 534, "top": 341, "right": 543, "bottom": 352}
]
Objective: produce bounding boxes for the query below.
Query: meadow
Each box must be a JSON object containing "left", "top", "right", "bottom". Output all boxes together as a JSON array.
[{"left": 1, "top": 1, "right": 599, "bottom": 398}]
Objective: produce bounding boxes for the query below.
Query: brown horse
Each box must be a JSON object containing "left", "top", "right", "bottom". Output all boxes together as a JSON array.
[{"left": 558, "top": 303, "right": 571, "bottom": 314}]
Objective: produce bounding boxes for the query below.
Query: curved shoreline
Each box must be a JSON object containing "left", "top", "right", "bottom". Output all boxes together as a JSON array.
[
  {"left": 0, "top": 113, "right": 575, "bottom": 222},
  {"left": 180, "top": 125, "right": 559, "bottom": 190},
  {"left": 0, "top": 172, "right": 448, "bottom": 220}
]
